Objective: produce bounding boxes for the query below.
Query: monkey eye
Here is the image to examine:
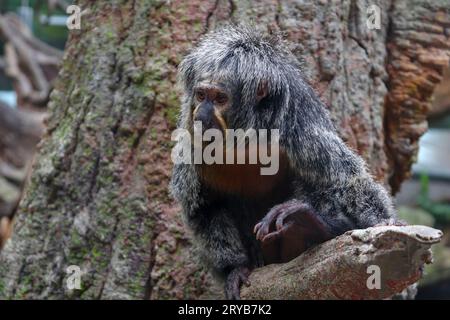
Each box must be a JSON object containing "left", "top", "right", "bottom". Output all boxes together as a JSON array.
[
  {"left": 215, "top": 94, "right": 228, "bottom": 105},
  {"left": 195, "top": 90, "right": 206, "bottom": 102}
]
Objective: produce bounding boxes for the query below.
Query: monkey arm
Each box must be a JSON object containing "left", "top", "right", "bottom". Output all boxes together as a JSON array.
[
  {"left": 187, "top": 206, "right": 249, "bottom": 273},
  {"left": 278, "top": 84, "right": 370, "bottom": 186},
  {"left": 170, "top": 164, "right": 251, "bottom": 299},
  {"left": 282, "top": 125, "right": 367, "bottom": 187},
  {"left": 281, "top": 119, "right": 397, "bottom": 229}
]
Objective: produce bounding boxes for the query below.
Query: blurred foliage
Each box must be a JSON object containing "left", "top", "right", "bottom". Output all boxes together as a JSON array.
[
  {"left": 0, "top": 0, "right": 69, "bottom": 90},
  {"left": 399, "top": 175, "right": 450, "bottom": 291},
  {"left": 429, "top": 113, "right": 450, "bottom": 129},
  {"left": 1, "top": 0, "right": 65, "bottom": 14},
  {"left": 397, "top": 206, "right": 435, "bottom": 226},
  {"left": 418, "top": 173, "right": 450, "bottom": 225},
  {"left": 0, "top": 0, "right": 68, "bottom": 50},
  {"left": 421, "top": 238, "right": 450, "bottom": 287}
]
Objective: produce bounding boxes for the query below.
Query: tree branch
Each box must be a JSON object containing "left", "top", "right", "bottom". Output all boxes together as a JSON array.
[{"left": 241, "top": 225, "right": 443, "bottom": 300}]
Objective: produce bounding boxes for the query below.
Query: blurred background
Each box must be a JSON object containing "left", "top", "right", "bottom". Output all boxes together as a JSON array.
[
  {"left": 397, "top": 67, "right": 450, "bottom": 299},
  {"left": 0, "top": 0, "right": 67, "bottom": 245},
  {"left": 0, "top": 0, "right": 67, "bottom": 108},
  {"left": 0, "top": 0, "right": 449, "bottom": 299}
]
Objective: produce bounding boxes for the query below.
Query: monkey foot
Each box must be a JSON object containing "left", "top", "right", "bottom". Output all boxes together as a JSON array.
[
  {"left": 224, "top": 266, "right": 251, "bottom": 300},
  {"left": 254, "top": 200, "right": 307, "bottom": 243}
]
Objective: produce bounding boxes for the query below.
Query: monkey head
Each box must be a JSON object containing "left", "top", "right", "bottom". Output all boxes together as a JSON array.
[
  {"left": 187, "top": 75, "right": 273, "bottom": 140},
  {"left": 177, "top": 26, "right": 296, "bottom": 134}
]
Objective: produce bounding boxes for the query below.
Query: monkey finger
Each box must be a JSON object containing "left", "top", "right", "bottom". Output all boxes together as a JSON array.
[
  {"left": 255, "top": 223, "right": 270, "bottom": 241},
  {"left": 275, "top": 210, "right": 293, "bottom": 231},
  {"left": 261, "top": 230, "right": 281, "bottom": 243},
  {"left": 263, "top": 221, "right": 295, "bottom": 243},
  {"left": 253, "top": 222, "right": 263, "bottom": 234},
  {"left": 256, "top": 207, "right": 284, "bottom": 230},
  {"left": 256, "top": 201, "right": 304, "bottom": 240}
]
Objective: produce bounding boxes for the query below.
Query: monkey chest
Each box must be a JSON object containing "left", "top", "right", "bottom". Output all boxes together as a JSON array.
[{"left": 198, "top": 153, "right": 290, "bottom": 198}]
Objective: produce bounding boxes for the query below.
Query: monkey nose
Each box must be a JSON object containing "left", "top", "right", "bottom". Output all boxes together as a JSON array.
[{"left": 194, "top": 115, "right": 214, "bottom": 132}]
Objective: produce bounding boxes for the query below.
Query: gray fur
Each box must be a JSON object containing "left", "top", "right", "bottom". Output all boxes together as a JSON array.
[{"left": 170, "top": 25, "right": 395, "bottom": 287}]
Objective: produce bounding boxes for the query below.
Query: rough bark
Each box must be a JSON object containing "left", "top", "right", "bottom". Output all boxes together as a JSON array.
[
  {"left": 384, "top": 0, "right": 450, "bottom": 192},
  {"left": 0, "top": 0, "right": 448, "bottom": 300}
]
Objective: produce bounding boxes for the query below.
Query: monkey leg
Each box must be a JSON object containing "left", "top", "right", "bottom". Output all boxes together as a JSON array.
[
  {"left": 254, "top": 199, "right": 333, "bottom": 262},
  {"left": 224, "top": 266, "right": 251, "bottom": 300},
  {"left": 184, "top": 205, "right": 252, "bottom": 300}
]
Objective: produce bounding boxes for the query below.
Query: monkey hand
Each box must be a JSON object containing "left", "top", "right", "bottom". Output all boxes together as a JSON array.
[
  {"left": 254, "top": 199, "right": 331, "bottom": 244},
  {"left": 224, "top": 266, "right": 251, "bottom": 300}
]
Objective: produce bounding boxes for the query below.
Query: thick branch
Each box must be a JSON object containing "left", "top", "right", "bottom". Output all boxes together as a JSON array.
[{"left": 241, "top": 225, "right": 442, "bottom": 300}]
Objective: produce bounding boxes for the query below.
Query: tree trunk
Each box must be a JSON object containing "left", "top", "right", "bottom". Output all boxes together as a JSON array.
[{"left": 0, "top": 0, "right": 448, "bottom": 299}]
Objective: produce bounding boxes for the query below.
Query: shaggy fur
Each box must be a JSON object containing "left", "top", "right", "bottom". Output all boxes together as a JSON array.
[{"left": 171, "top": 25, "right": 395, "bottom": 285}]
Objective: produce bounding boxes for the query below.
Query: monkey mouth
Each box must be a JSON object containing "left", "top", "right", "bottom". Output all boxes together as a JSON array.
[{"left": 193, "top": 118, "right": 226, "bottom": 135}]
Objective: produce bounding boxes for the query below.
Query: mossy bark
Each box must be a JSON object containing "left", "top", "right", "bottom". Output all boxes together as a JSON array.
[{"left": 0, "top": 0, "right": 448, "bottom": 299}]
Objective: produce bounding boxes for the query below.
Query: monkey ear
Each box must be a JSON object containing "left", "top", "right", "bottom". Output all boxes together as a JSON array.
[{"left": 256, "top": 81, "right": 268, "bottom": 102}]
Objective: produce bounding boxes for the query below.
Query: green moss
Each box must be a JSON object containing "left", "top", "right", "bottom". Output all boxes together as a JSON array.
[
  {"left": 91, "top": 246, "right": 102, "bottom": 259},
  {"left": 54, "top": 119, "right": 74, "bottom": 141},
  {"left": 97, "top": 172, "right": 115, "bottom": 189},
  {"left": 150, "top": 127, "right": 158, "bottom": 141},
  {"left": 70, "top": 231, "right": 84, "bottom": 247},
  {"left": 103, "top": 17, "right": 119, "bottom": 42},
  {"left": 0, "top": 278, "right": 5, "bottom": 296}
]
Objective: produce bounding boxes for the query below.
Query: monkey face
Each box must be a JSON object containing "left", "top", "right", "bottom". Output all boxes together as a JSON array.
[
  {"left": 192, "top": 80, "right": 231, "bottom": 133},
  {"left": 191, "top": 79, "right": 271, "bottom": 131}
]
